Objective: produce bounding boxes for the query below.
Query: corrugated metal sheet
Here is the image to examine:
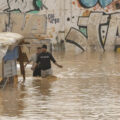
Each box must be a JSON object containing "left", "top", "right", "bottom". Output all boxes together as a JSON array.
[{"left": 4, "top": 60, "right": 17, "bottom": 78}]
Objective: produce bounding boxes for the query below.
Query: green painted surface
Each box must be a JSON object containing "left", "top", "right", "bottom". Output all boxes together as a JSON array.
[
  {"left": 10, "top": 0, "right": 43, "bottom": 13},
  {"left": 36, "top": 0, "right": 43, "bottom": 8},
  {"left": 80, "top": 27, "right": 87, "bottom": 37},
  {"left": 28, "top": 11, "right": 39, "bottom": 14},
  {"left": 12, "top": 10, "right": 20, "bottom": 13},
  {"left": 29, "top": 0, "right": 42, "bottom": 13}
]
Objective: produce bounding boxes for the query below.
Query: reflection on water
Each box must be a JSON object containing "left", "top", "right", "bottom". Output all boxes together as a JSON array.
[{"left": 0, "top": 51, "right": 120, "bottom": 120}]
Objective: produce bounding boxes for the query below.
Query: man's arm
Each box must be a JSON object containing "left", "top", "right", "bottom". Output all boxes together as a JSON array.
[
  {"left": 50, "top": 53, "right": 63, "bottom": 68},
  {"left": 31, "top": 63, "right": 37, "bottom": 70},
  {"left": 54, "top": 62, "right": 63, "bottom": 68},
  {"left": 31, "top": 55, "right": 40, "bottom": 70}
]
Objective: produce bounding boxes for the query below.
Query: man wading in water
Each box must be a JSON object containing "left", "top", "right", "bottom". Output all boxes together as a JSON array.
[
  {"left": 25, "top": 47, "right": 41, "bottom": 77},
  {"left": 34, "top": 44, "right": 63, "bottom": 78}
]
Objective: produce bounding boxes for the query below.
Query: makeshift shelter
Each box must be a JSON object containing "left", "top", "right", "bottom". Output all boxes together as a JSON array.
[{"left": 0, "top": 32, "right": 28, "bottom": 87}]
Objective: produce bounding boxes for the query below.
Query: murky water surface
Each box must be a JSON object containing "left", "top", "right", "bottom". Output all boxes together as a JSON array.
[{"left": 0, "top": 52, "right": 120, "bottom": 120}]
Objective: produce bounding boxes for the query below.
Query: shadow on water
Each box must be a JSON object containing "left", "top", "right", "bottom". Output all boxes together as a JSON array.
[
  {"left": 32, "top": 76, "right": 57, "bottom": 96},
  {"left": 0, "top": 84, "right": 26, "bottom": 117},
  {"left": 0, "top": 76, "right": 57, "bottom": 119}
]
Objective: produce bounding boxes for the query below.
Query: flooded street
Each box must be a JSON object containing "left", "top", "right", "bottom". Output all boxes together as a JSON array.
[{"left": 0, "top": 51, "right": 120, "bottom": 120}]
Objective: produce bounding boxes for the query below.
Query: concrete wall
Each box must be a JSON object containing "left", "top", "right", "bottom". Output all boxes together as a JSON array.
[
  {"left": 0, "top": 0, "right": 120, "bottom": 52},
  {"left": 65, "top": 0, "right": 120, "bottom": 52}
]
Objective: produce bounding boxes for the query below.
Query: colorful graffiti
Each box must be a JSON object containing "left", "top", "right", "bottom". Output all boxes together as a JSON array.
[
  {"left": 66, "top": 12, "right": 120, "bottom": 51},
  {"left": 0, "top": 0, "right": 47, "bottom": 13},
  {"left": 79, "top": 0, "right": 113, "bottom": 8}
]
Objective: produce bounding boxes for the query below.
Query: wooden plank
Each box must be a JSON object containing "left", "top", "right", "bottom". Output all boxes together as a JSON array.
[
  {"left": 13, "top": 75, "right": 18, "bottom": 87},
  {"left": 18, "top": 46, "right": 26, "bottom": 82}
]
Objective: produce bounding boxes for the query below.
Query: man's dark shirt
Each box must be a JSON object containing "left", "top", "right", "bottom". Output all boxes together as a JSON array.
[{"left": 36, "top": 52, "right": 56, "bottom": 70}]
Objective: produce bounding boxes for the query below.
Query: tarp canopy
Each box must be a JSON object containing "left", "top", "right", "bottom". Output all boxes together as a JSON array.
[
  {"left": 0, "top": 32, "right": 24, "bottom": 47},
  {"left": 0, "top": 32, "right": 24, "bottom": 78},
  {"left": 0, "top": 32, "right": 24, "bottom": 61}
]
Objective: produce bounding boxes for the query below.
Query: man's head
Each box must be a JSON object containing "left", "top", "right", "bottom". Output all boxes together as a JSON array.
[
  {"left": 42, "top": 44, "right": 47, "bottom": 52},
  {"left": 37, "top": 47, "right": 41, "bottom": 54}
]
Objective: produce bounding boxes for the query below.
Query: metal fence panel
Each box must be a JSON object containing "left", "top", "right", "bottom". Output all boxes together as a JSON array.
[{"left": 4, "top": 60, "right": 17, "bottom": 78}]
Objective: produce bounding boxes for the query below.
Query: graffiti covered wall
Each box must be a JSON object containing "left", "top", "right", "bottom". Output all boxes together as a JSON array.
[
  {"left": 0, "top": 0, "right": 44, "bottom": 12},
  {"left": 65, "top": 0, "right": 120, "bottom": 52},
  {"left": 0, "top": 0, "right": 62, "bottom": 41},
  {"left": 0, "top": 0, "right": 120, "bottom": 52}
]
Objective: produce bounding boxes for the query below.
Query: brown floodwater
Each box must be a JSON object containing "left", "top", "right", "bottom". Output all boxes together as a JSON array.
[{"left": 0, "top": 51, "right": 120, "bottom": 120}]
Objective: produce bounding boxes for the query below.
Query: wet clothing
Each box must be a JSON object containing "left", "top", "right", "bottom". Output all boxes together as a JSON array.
[
  {"left": 41, "top": 68, "right": 52, "bottom": 77},
  {"left": 30, "top": 54, "right": 41, "bottom": 77},
  {"left": 37, "top": 52, "right": 56, "bottom": 70},
  {"left": 33, "top": 64, "right": 41, "bottom": 77}
]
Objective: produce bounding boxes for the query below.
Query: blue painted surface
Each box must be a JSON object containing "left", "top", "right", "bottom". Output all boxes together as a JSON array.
[
  {"left": 80, "top": 0, "right": 113, "bottom": 8},
  {"left": 4, "top": 47, "right": 19, "bottom": 61},
  {"left": 80, "top": 0, "right": 98, "bottom": 8},
  {"left": 99, "top": 0, "right": 113, "bottom": 8}
]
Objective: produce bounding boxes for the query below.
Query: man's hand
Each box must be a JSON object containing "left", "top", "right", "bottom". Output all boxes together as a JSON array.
[
  {"left": 54, "top": 62, "right": 63, "bottom": 68},
  {"left": 58, "top": 65, "right": 63, "bottom": 68},
  {"left": 31, "top": 63, "right": 37, "bottom": 71}
]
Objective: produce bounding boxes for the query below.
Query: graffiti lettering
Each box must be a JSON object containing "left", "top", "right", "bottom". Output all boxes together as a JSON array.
[
  {"left": 48, "top": 14, "right": 60, "bottom": 24},
  {"left": 66, "top": 12, "right": 120, "bottom": 51},
  {"left": 0, "top": 0, "right": 45, "bottom": 13},
  {"left": 79, "top": 0, "right": 113, "bottom": 8}
]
